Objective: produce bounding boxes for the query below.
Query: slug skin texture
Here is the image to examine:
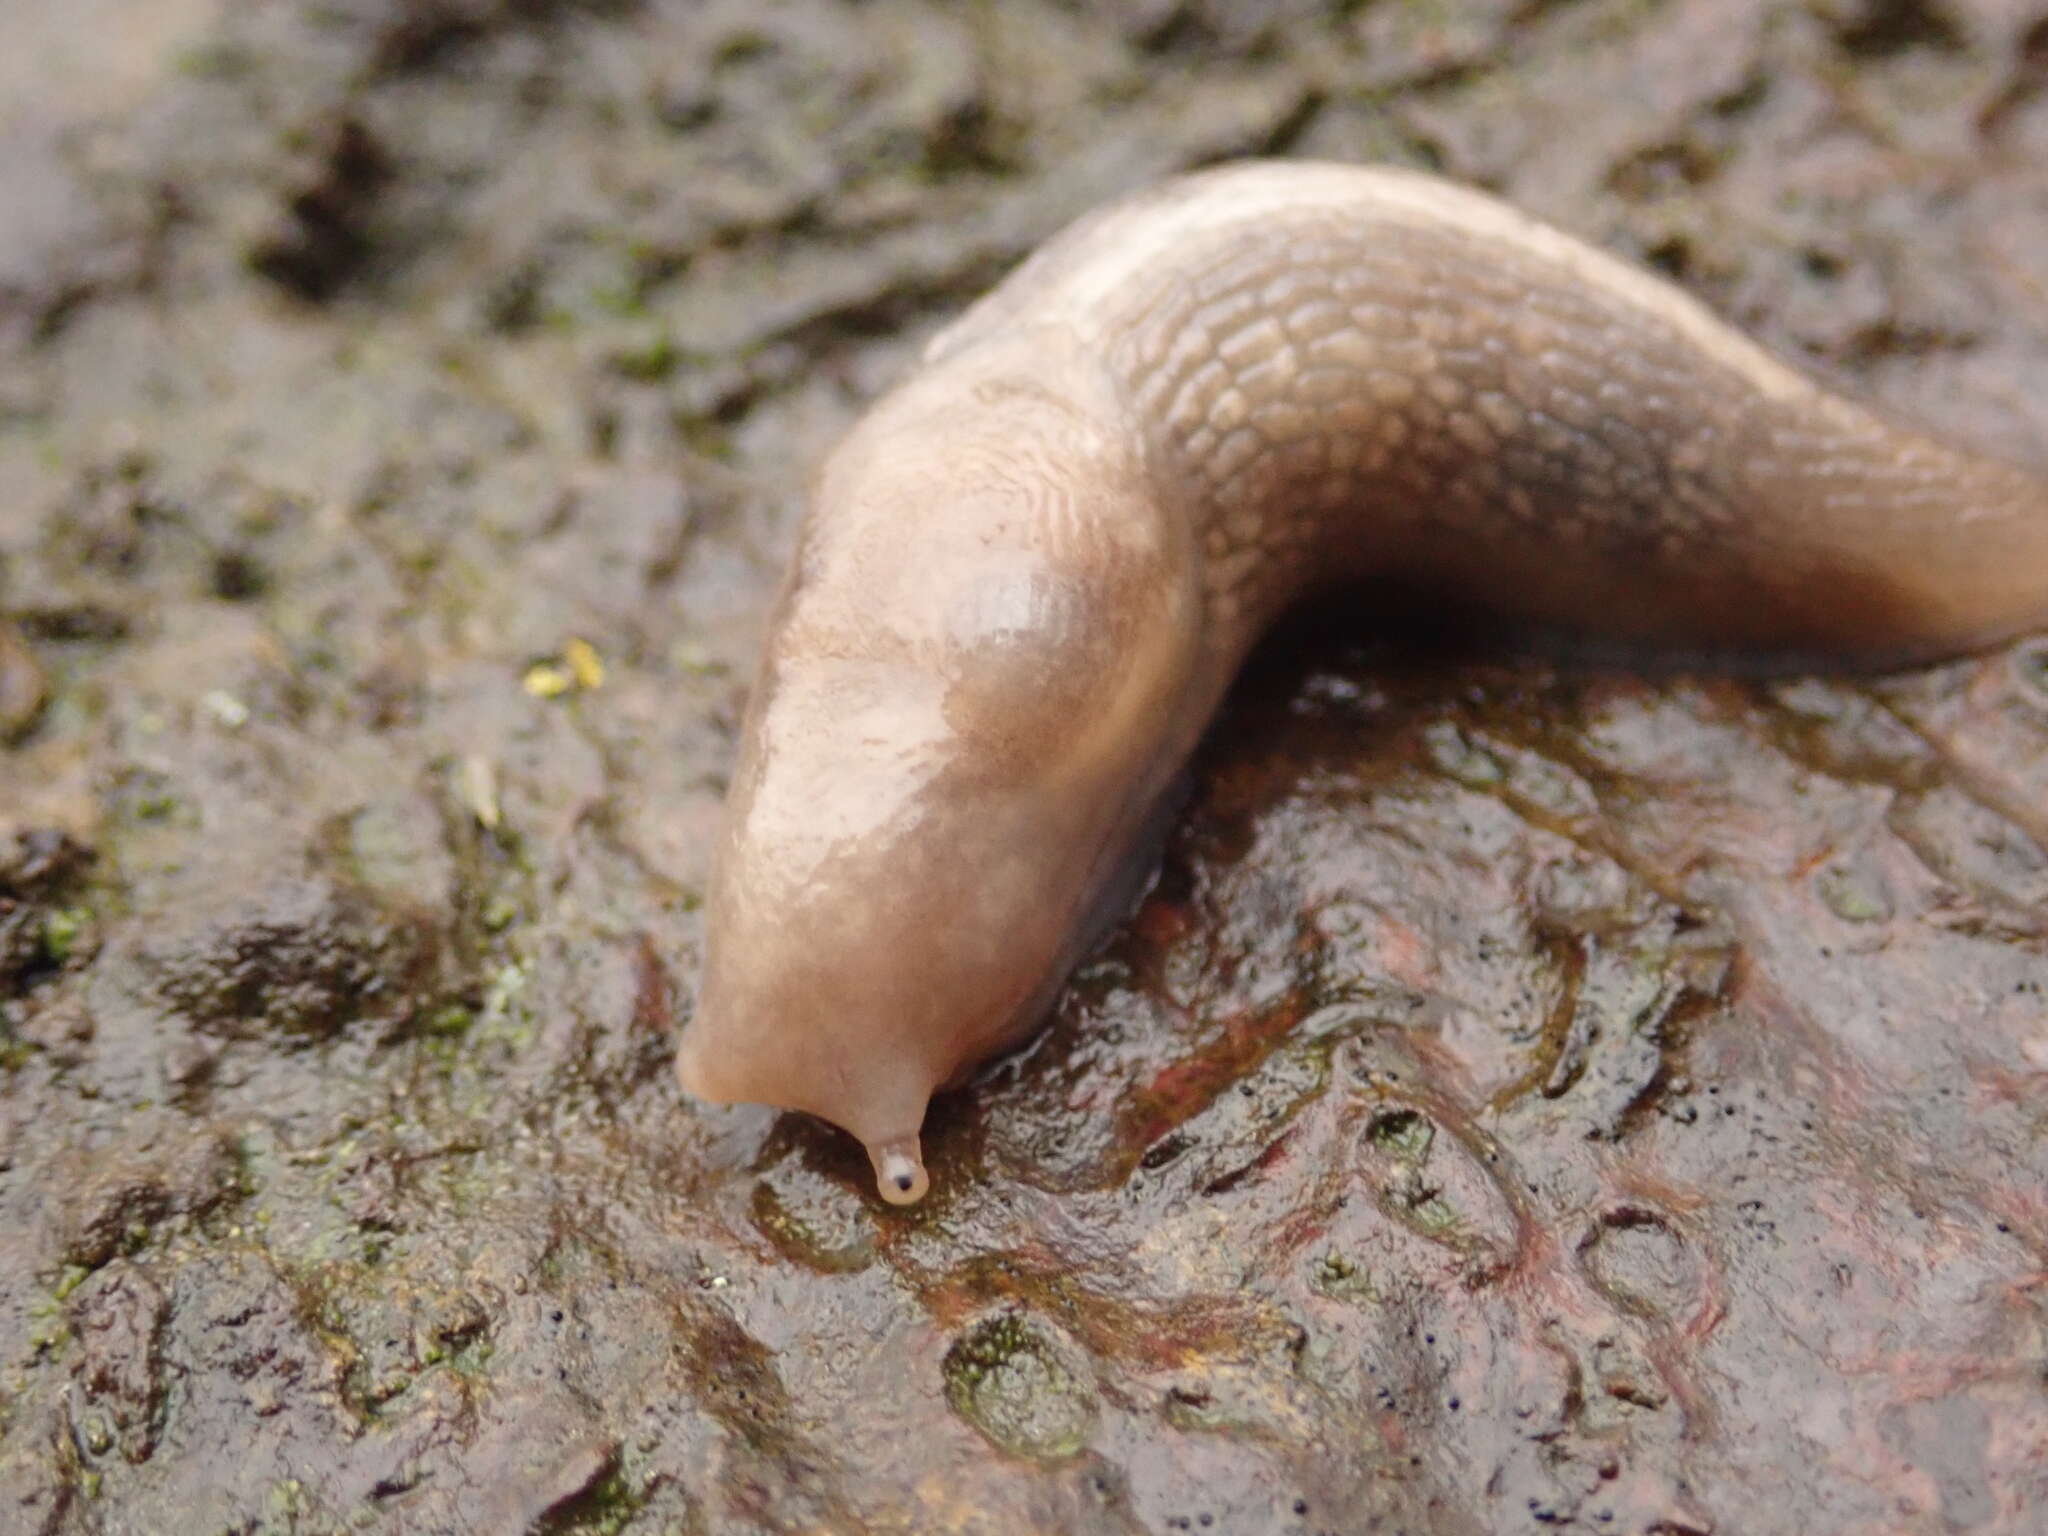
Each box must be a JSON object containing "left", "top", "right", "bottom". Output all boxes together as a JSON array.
[{"left": 675, "top": 161, "right": 2048, "bottom": 1204}]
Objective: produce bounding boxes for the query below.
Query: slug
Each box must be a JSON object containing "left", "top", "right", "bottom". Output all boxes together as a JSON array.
[{"left": 673, "top": 160, "right": 2048, "bottom": 1204}]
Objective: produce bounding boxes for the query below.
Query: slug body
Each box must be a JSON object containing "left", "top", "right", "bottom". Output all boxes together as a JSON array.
[{"left": 674, "top": 161, "right": 2048, "bottom": 1203}]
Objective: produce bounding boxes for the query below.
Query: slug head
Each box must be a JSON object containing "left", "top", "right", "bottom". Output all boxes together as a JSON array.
[{"left": 676, "top": 347, "right": 1200, "bottom": 1204}]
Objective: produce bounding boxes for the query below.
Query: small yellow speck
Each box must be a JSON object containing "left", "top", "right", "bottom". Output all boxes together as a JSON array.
[
  {"left": 565, "top": 636, "right": 605, "bottom": 690},
  {"left": 523, "top": 662, "right": 573, "bottom": 698}
]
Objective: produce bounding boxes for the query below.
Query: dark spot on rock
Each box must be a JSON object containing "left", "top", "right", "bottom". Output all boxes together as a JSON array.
[
  {"left": 208, "top": 549, "right": 269, "bottom": 602},
  {"left": 52, "top": 1125, "right": 242, "bottom": 1272},
  {"left": 131, "top": 870, "right": 442, "bottom": 1043},
  {"left": 246, "top": 118, "right": 392, "bottom": 301},
  {"left": 1, "top": 829, "right": 96, "bottom": 990},
  {"left": 1828, "top": 0, "right": 1967, "bottom": 58},
  {"left": 0, "top": 828, "right": 94, "bottom": 901}
]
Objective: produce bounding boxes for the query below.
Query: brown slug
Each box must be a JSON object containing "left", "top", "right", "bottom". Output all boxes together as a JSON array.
[{"left": 672, "top": 160, "right": 2048, "bottom": 1204}]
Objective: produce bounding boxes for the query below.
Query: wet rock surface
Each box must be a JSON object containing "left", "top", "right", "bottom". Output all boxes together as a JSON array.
[{"left": 2, "top": 1, "right": 2046, "bottom": 1531}]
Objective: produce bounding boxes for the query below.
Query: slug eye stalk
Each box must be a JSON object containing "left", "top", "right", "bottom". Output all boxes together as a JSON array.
[{"left": 869, "top": 1137, "right": 929, "bottom": 1205}]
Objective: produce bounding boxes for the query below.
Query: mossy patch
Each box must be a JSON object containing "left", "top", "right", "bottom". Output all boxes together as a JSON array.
[{"left": 943, "top": 1311, "right": 1098, "bottom": 1461}]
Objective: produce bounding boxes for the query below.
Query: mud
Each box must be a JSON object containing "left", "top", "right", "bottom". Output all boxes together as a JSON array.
[{"left": 3, "top": 1, "right": 2047, "bottom": 1532}]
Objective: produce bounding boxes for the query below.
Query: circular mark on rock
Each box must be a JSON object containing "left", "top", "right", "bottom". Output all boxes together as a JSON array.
[
  {"left": 1579, "top": 1205, "right": 1703, "bottom": 1322},
  {"left": 749, "top": 1163, "right": 877, "bottom": 1274},
  {"left": 943, "top": 1310, "right": 1098, "bottom": 1461},
  {"left": 1364, "top": 1106, "right": 1433, "bottom": 1160},
  {"left": 1814, "top": 862, "right": 1892, "bottom": 925}
]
